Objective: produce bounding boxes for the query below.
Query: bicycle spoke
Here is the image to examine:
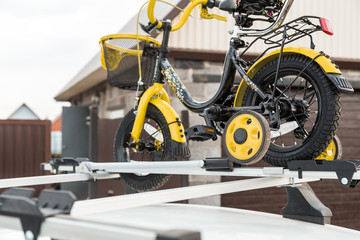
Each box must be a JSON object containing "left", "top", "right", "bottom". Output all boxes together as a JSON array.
[
  {"left": 279, "top": 133, "right": 285, "bottom": 147},
  {"left": 304, "top": 90, "right": 316, "bottom": 101},
  {"left": 292, "top": 78, "right": 305, "bottom": 98},
  {"left": 274, "top": 59, "right": 315, "bottom": 102},
  {"left": 284, "top": 110, "right": 316, "bottom": 119},
  {"left": 279, "top": 77, "right": 290, "bottom": 90},
  {"left": 292, "top": 132, "right": 297, "bottom": 145},
  {"left": 303, "top": 80, "right": 308, "bottom": 100},
  {"left": 289, "top": 111, "right": 309, "bottom": 138},
  {"left": 288, "top": 86, "right": 312, "bottom": 99},
  {"left": 309, "top": 111, "right": 318, "bottom": 114},
  {"left": 288, "top": 78, "right": 294, "bottom": 97},
  {"left": 305, "top": 116, "right": 315, "bottom": 126},
  {"left": 273, "top": 85, "right": 290, "bottom": 99},
  {"left": 272, "top": 136, "right": 280, "bottom": 143},
  {"left": 308, "top": 98, "right": 318, "bottom": 107}
]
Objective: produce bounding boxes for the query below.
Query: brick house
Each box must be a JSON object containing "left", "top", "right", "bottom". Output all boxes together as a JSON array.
[{"left": 55, "top": 0, "right": 360, "bottom": 230}]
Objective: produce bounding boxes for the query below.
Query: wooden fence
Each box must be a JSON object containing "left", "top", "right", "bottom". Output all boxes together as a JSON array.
[{"left": 0, "top": 120, "right": 51, "bottom": 193}]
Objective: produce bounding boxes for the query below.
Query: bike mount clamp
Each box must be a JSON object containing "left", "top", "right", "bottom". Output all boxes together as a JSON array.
[
  {"left": 287, "top": 159, "right": 360, "bottom": 188},
  {"left": 0, "top": 188, "right": 76, "bottom": 240},
  {"left": 42, "top": 157, "right": 90, "bottom": 174},
  {"left": 203, "top": 157, "right": 234, "bottom": 171},
  {"left": 283, "top": 160, "right": 360, "bottom": 224}
]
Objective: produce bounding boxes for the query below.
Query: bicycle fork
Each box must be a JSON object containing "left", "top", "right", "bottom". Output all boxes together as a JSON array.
[{"left": 130, "top": 82, "right": 189, "bottom": 157}]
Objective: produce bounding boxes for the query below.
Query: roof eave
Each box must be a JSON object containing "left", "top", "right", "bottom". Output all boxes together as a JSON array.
[{"left": 54, "top": 52, "right": 106, "bottom": 101}]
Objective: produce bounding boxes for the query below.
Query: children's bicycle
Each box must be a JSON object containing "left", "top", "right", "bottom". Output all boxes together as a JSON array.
[{"left": 100, "top": 0, "right": 353, "bottom": 191}]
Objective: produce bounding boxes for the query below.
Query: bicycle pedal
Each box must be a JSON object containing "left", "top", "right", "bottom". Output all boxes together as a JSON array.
[{"left": 185, "top": 125, "right": 217, "bottom": 142}]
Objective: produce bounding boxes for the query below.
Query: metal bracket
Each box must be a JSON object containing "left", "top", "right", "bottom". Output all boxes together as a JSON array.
[
  {"left": 288, "top": 159, "right": 360, "bottom": 188},
  {"left": 44, "top": 157, "right": 90, "bottom": 174},
  {"left": 0, "top": 188, "right": 76, "bottom": 240}
]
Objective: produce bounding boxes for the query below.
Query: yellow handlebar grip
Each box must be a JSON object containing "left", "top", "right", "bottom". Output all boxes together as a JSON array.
[{"left": 148, "top": 0, "right": 163, "bottom": 28}]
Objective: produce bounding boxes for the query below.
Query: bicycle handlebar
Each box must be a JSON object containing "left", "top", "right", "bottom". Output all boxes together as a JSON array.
[
  {"left": 147, "top": 0, "right": 163, "bottom": 29},
  {"left": 146, "top": 0, "right": 291, "bottom": 34},
  {"left": 147, "top": 0, "right": 209, "bottom": 31}
]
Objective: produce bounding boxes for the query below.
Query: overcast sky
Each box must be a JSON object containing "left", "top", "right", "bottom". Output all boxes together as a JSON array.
[{"left": 0, "top": 0, "right": 145, "bottom": 120}]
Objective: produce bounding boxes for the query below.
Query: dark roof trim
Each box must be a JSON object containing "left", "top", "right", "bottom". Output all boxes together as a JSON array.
[
  {"left": 169, "top": 48, "right": 360, "bottom": 70},
  {"left": 333, "top": 58, "right": 360, "bottom": 70},
  {"left": 0, "top": 120, "right": 50, "bottom": 125}
]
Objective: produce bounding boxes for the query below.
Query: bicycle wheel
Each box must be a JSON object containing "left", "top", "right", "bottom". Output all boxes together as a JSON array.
[
  {"left": 242, "top": 54, "right": 341, "bottom": 167},
  {"left": 113, "top": 104, "right": 173, "bottom": 192},
  {"left": 223, "top": 110, "right": 270, "bottom": 165}
]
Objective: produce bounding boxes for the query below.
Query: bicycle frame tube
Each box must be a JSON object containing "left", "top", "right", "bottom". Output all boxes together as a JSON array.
[
  {"left": 142, "top": 8, "right": 269, "bottom": 117},
  {"left": 231, "top": 55, "right": 267, "bottom": 100},
  {"left": 160, "top": 50, "right": 237, "bottom": 113},
  {"left": 160, "top": 37, "right": 268, "bottom": 112}
]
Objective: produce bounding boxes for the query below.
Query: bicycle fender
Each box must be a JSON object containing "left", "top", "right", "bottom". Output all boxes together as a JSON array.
[
  {"left": 149, "top": 97, "right": 190, "bottom": 158},
  {"left": 234, "top": 47, "right": 353, "bottom": 107}
]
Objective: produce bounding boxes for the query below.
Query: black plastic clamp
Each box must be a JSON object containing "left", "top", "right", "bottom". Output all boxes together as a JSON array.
[
  {"left": 0, "top": 188, "right": 76, "bottom": 240},
  {"left": 43, "top": 157, "right": 90, "bottom": 174},
  {"left": 287, "top": 159, "right": 360, "bottom": 188},
  {"left": 282, "top": 183, "right": 332, "bottom": 225},
  {"left": 203, "top": 157, "right": 234, "bottom": 171}
]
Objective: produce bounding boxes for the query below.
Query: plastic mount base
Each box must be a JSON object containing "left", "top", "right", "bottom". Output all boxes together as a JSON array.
[
  {"left": 281, "top": 183, "right": 332, "bottom": 225},
  {"left": 0, "top": 188, "right": 76, "bottom": 240}
]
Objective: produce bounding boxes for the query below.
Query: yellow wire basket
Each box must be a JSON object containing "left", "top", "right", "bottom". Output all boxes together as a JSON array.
[{"left": 99, "top": 33, "right": 161, "bottom": 90}]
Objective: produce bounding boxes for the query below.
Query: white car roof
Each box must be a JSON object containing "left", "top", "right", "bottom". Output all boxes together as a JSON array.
[
  {"left": 1, "top": 203, "right": 359, "bottom": 239},
  {"left": 76, "top": 203, "right": 360, "bottom": 240}
]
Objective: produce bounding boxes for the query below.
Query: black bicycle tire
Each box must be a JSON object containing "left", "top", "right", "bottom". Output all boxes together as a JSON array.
[
  {"left": 242, "top": 54, "right": 341, "bottom": 167},
  {"left": 113, "top": 104, "right": 173, "bottom": 192}
]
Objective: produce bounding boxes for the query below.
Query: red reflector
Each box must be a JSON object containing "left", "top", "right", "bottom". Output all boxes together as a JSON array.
[{"left": 320, "top": 18, "right": 334, "bottom": 36}]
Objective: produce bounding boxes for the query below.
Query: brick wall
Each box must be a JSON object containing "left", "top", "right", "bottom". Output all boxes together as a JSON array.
[
  {"left": 74, "top": 58, "right": 360, "bottom": 228},
  {"left": 222, "top": 92, "right": 360, "bottom": 230}
]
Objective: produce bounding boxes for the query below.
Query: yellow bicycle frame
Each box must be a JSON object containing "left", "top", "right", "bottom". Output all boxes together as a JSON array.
[
  {"left": 131, "top": 83, "right": 187, "bottom": 144},
  {"left": 233, "top": 47, "right": 342, "bottom": 107},
  {"left": 131, "top": 0, "right": 219, "bottom": 145}
]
